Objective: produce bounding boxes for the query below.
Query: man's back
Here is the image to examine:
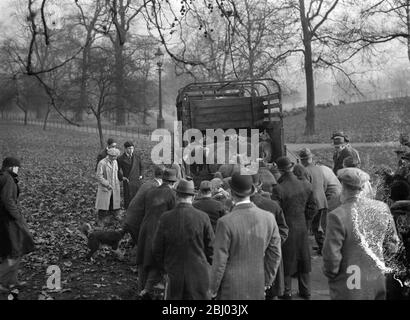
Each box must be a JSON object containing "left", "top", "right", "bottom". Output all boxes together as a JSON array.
[
  {"left": 211, "top": 203, "right": 281, "bottom": 300},
  {"left": 193, "top": 197, "right": 224, "bottom": 231},
  {"left": 304, "top": 163, "right": 328, "bottom": 210},
  {"left": 153, "top": 203, "right": 214, "bottom": 299},
  {"left": 323, "top": 197, "right": 399, "bottom": 299},
  {"left": 137, "top": 184, "right": 176, "bottom": 267}
]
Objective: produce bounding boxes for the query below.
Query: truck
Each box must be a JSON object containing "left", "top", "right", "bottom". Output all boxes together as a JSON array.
[{"left": 175, "top": 78, "right": 296, "bottom": 185}]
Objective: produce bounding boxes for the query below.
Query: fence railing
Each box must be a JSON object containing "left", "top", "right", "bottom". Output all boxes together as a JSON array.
[{"left": 0, "top": 112, "right": 153, "bottom": 140}]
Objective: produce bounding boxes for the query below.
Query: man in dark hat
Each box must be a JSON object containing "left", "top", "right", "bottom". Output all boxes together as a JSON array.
[
  {"left": 298, "top": 148, "right": 328, "bottom": 255},
  {"left": 210, "top": 172, "right": 281, "bottom": 300},
  {"left": 193, "top": 180, "right": 225, "bottom": 231},
  {"left": 250, "top": 172, "right": 289, "bottom": 300},
  {"left": 117, "top": 141, "right": 143, "bottom": 209},
  {"left": 95, "top": 138, "right": 117, "bottom": 171},
  {"left": 0, "top": 157, "right": 34, "bottom": 291},
  {"left": 153, "top": 179, "right": 214, "bottom": 299},
  {"left": 331, "top": 131, "right": 361, "bottom": 174},
  {"left": 136, "top": 168, "right": 177, "bottom": 299},
  {"left": 273, "top": 156, "right": 317, "bottom": 300}
]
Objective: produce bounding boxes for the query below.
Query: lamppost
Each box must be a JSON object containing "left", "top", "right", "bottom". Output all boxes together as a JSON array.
[{"left": 154, "top": 47, "right": 165, "bottom": 129}]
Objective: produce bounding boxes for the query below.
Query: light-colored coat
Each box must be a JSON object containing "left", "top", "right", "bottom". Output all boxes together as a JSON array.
[
  {"left": 323, "top": 196, "right": 400, "bottom": 300},
  {"left": 210, "top": 202, "right": 281, "bottom": 300},
  {"left": 95, "top": 158, "right": 121, "bottom": 210}
]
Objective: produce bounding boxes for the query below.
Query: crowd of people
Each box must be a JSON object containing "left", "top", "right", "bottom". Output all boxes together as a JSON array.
[{"left": 0, "top": 131, "right": 410, "bottom": 300}]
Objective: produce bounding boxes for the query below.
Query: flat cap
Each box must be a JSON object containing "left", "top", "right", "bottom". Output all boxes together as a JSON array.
[{"left": 337, "top": 168, "right": 369, "bottom": 189}]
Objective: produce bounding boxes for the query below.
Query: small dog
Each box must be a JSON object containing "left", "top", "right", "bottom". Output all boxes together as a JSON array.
[{"left": 80, "top": 223, "right": 126, "bottom": 260}]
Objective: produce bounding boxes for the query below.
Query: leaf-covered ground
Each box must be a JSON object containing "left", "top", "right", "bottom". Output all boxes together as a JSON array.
[
  {"left": 0, "top": 123, "right": 157, "bottom": 300},
  {"left": 284, "top": 97, "right": 410, "bottom": 143}
]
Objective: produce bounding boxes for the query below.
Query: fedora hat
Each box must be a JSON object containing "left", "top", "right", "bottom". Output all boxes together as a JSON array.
[
  {"left": 199, "top": 180, "right": 212, "bottom": 191},
  {"left": 276, "top": 156, "right": 294, "bottom": 171},
  {"left": 175, "top": 179, "right": 195, "bottom": 195},
  {"left": 162, "top": 168, "right": 178, "bottom": 182},
  {"left": 228, "top": 172, "right": 255, "bottom": 197},
  {"left": 331, "top": 131, "right": 349, "bottom": 143},
  {"left": 298, "top": 148, "right": 314, "bottom": 160}
]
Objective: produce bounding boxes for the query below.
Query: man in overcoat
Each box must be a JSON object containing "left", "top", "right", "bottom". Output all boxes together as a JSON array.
[
  {"left": 299, "top": 148, "right": 328, "bottom": 254},
  {"left": 272, "top": 156, "right": 317, "bottom": 299},
  {"left": 123, "top": 165, "right": 164, "bottom": 244},
  {"left": 193, "top": 180, "right": 225, "bottom": 231},
  {"left": 323, "top": 168, "right": 400, "bottom": 300},
  {"left": 152, "top": 179, "right": 214, "bottom": 300},
  {"left": 136, "top": 168, "right": 177, "bottom": 299},
  {"left": 331, "top": 132, "right": 360, "bottom": 174},
  {"left": 210, "top": 172, "right": 281, "bottom": 300},
  {"left": 117, "top": 141, "right": 143, "bottom": 209},
  {"left": 250, "top": 173, "right": 289, "bottom": 299}
]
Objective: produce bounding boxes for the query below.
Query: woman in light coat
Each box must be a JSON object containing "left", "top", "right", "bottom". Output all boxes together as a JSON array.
[{"left": 95, "top": 148, "right": 122, "bottom": 225}]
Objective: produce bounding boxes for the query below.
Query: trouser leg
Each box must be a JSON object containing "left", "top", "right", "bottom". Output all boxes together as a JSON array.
[
  {"left": 298, "top": 272, "right": 311, "bottom": 297},
  {"left": 312, "top": 210, "right": 325, "bottom": 252},
  {"left": 123, "top": 182, "right": 130, "bottom": 209},
  {"left": 144, "top": 267, "right": 162, "bottom": 293},
  {"left": 0, "top": 258, "right": 21, "bottom": 287},
  {"left": 137, "top": 265, "right": 148, "bottom": 293},
  {"left": 284, "top": 275, "right": 292, "bottom": 296}
]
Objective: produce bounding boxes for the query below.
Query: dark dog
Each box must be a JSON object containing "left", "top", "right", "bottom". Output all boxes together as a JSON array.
[{"left": 80, "top": 223, "right": 126, "bottom": 260}]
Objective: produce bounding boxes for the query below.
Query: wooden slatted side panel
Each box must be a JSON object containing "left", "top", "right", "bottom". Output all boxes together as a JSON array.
[{"left": 191, "top": 98, "right": 253, "bottom": 130}]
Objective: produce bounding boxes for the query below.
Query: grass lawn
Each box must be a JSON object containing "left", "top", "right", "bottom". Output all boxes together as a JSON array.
[{"left": 284, "top": 97, "right": 410, "bottom": 143}]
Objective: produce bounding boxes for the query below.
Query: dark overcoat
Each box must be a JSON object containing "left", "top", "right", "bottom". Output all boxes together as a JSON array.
[
  {"left": 136, "top": 184, "right": 176, "bottom": 268},
  {"left": 193, "top": 197, "right": 225, "bottom": 231},
  {"left": 333, "top": 144, "right": 361, "bottom": 174},
  {"left": 0, "top": 170, "right": 34, "bottom": 259},
  {"left": 152, "top": 203, "right": 214, "bottom": 300},
  {"left": 117, "top": 152, "right": 143, "bottom": 208},
  {"left": 251, "top": 192, "right": 289, "bottom": 297},
  {"left": 123, "top": 178, "right": 160, "bottom": 243},
  {"left": 272, "top": 172, "right": 317, "bottom": 276},
  {"left": 210, "top": 203, "right": 281, "bottom": 300}
]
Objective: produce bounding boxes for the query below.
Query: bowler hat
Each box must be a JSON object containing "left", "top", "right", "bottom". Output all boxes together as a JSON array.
[
  {"left": 298, "top": 148, "right": 314, "bottom": 160},
  {"left": 2, "top": 157, "right": 21, "bottom": 168},
  {"left": 337, "top": 168, "right": 368, "bottom": 190},
  {"left": 175, "top": 179, "right": 195, "bottom": 195},
  {"left": 200, "top": 180, "right": 212, "bottom": 191},
  {"left": 276, "top": 156, "right": 294, "bottom": 171},
  {"left": 124, "top": 141, "right": 134, "bottom": 148},
  {"left": 228, "top": 172, "right": 255, "bottom": 197},
  {"left": 162, "top": 168, "right": 178, "bottom": 182}
]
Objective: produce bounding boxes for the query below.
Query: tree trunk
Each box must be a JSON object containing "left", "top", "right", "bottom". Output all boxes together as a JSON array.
[
  {"left": 24, "top": 110, "right": 28, "bottom": 125},
  {"left": 407, "top": 0, "right": 410, "bottom": 62},
  {"left": 97, "top": 115, "right": 104, "bottom": 149},
  {"left": 114, "top": 37, "right": 126, "bottom": 126},
  {"left": 299, "top": 0, "right": 315, "bottom": 136},
  {"left": 43, "top": 104, "right": 51, "bottom": 130}
]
